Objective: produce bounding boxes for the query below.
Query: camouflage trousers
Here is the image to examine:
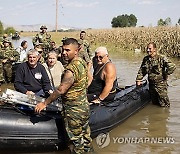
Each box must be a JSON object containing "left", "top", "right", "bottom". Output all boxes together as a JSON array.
[
  {"left": 1, "top": 62, "right": 13, "bottom": 83},
  {"left": 0, "top": 63, "right": 4, "bottom": 83},
  {"left": 149, "top": 80, "right": 170, "bottom": 107},
  {"left": 63, "top": 104, "right": 93, "bottom": 154}
]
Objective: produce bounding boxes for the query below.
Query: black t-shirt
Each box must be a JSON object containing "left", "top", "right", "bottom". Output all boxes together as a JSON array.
[{"left": 14, "top": 62, "right": 52, "bottom": 94}]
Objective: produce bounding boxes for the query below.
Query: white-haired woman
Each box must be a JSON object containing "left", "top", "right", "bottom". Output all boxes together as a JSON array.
[{"left": 43, "top": 51, "right": 64, "bottom": 89}]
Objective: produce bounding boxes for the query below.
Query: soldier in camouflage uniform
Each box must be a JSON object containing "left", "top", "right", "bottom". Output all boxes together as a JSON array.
[
  {"left": 77, "top": 39, "right": 91, "bottom": 63},
  {"left": 0, "top": 38, "right": 19, "bottom": 83},
  {"left": 35, "top": 38, "right": 93, "bottom": 154},
  {"left": 136, "top": 42, "right": 176, "bottom": 107},
  {"left": 32, "top": 25, "right": 51, "bottom": 55},
  {"left": 56, "top": 37, "right": 70, "bottom": 68},
  {"left": 0, "top": 34, "right": 13, "bottom": 48},
  {"left": 80, "top": 31, "right": 93, "bottom": 60}
]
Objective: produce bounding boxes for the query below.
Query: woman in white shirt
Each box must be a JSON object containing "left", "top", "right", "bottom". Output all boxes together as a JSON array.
[{"left": 16, "top": 40, "right": 28, "bottom": 62}]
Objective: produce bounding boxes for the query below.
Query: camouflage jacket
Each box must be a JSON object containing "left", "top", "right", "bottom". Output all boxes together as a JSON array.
[
  {"left": 62, "top": 57, "right": 88, "bottom": 106},
  {"left": 82, "top": 40, "right": 93, "bottom": 59},
  {"left": 136, "top": 54, "right": 176, "bottom": 83},
  {"left": 32, "top": 32, "right": 51, "bottom": 49},
  {"left": 0, "top": 46, "right": 20, "bottom": 63},
  {"left": 78, "top": 44, "right": 91, "bottom": 64}
]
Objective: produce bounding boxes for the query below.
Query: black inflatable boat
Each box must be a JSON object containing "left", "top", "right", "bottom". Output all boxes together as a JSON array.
[{"left": 0, "top": 82, "right": 151, "bottom": 152}]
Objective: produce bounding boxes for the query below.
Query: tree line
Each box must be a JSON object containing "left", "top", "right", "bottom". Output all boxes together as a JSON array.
[
  {"left": 0, "top": 21, "right": 16, "bottom": 37},
  {"left": 111, "top": 14, "right": 180, "bottom": 27}
]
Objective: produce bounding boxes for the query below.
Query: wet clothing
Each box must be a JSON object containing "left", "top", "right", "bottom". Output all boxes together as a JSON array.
[
  {"left": 62, "top": 57, "right": 92, "bottom": 153},
  {"left": 136, "top": 54, "right": 176, "bottom": 107},
  {"left": 14, "top": 62, "right": 52, "bottom": 95},
  {"left": 0, "top": 46, "right": 19, "bottom": 82},
  {"left": 88, "top": 61, "right": 117, "bottom": 102}
]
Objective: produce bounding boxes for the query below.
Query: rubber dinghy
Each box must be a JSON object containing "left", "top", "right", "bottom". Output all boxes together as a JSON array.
[{"left": 0, "top": 81, "right": 151, "bottom": 152}]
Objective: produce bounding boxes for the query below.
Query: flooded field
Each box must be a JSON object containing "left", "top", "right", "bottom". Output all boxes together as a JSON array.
[{"left": 1, "top": 38, "right": 180, "bottom": 153}]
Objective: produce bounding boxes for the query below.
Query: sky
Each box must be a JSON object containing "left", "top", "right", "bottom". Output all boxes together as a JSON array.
[{"left": 0, "top": 0, "right": 180, "bottom": 29}]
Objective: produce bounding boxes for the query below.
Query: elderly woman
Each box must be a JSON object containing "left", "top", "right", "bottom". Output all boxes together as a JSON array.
[{"left": 43, "top": 51, "right": 64, "bottom": 89}]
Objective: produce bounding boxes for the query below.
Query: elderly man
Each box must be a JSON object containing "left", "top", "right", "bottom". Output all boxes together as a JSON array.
[
  {"left": 88, "top": 47, "right": 118, "bottom": 103},
  {"left": 14, "top": 49, "right": 53, "bottom": 97},
  {"left": 136, "top": 42, "right": 176, "bottom": 107},
  {"left": 35, "top": 38, "right": 93, "bottom": 153}
]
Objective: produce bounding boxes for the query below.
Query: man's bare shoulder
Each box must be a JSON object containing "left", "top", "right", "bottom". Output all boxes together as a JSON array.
[{"left": 104, "top": 62, "right": 116, "bottom": 71}]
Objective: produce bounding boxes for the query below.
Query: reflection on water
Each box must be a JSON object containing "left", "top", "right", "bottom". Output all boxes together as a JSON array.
[{"left": 0, "top": 44, "right": 180, "bottom": 153}]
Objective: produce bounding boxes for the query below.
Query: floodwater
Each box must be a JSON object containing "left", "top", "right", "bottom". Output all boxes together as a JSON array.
[
  {"left": 1, "top": 38, "right": 180, "bottom": 154},
  {"left": 92, "top": 54, "right": 180, "bottom": 154}
]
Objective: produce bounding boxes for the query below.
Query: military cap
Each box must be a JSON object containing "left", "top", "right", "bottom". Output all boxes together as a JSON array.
[
  {"left": 3, "top": 38, "right": 11, "bottom": 43},
  {"left": 40, "top": 25, "right": 47, "bottom": 30},
  {"left": 3, "top": 34, "right": 8, "bottom": 39},
  {"left": 61, "top": 37, "right": 68, "bottom": 42},
  {"left": 34, "top": 42, "right": 43, "bottom": 48}
]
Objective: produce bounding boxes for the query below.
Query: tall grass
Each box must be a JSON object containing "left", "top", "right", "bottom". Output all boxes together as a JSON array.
[{"left": 21, "top": 26, "right": 180, "bottom": 57}]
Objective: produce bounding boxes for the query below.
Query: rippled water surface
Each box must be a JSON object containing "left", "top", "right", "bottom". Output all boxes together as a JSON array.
[{"left": 1, "top": 38, "right": 180, "bottom": 154}]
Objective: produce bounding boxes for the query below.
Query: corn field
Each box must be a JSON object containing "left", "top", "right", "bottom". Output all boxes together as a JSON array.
[
  {"left": 85, "top": 26, "right": 180, "bottom": 57},
  {"left": 22, "top": 26, "right": 180, "bottom": 58}
]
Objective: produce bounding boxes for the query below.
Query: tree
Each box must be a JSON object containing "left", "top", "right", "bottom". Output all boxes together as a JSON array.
[
  {"left": 4, "top": 27, "right": 16, "bottom": 35},
  {"left": 157, "top": 19, "right": 165, "bottom": 26},
  {"left": 164, "top": 17, "right": 171, "bottom": 26},
  {"left": 128, "top": 14, "right": 137, "bottom": 27},
  {"left": 157, "top": 17, "right": 172, "bottom": 26},
  {"left": 111, "top": 14, "right": 137, "bottom": 28},
  {"left": 0, "top": 21, "right": 4, "bottom": 36}
]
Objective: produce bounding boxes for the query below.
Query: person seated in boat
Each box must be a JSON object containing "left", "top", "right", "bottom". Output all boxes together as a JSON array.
[
  {"left": 14, "top": 49, "right": 53, "bottom": 97},
  {"left": 16, "top": 40, "right": 28, "bottom": 62},
  {"left": 35, "top": 47, "right": 45, "bottom": 64},
  {"left": 42, "top": 51, "right": 64, "bottom": 90},
  {"left": 88, "top": 47, "right": 118, "bottom": 104}
]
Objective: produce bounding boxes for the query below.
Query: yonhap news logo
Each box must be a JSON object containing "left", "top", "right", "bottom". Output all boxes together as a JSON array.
[
  {"left": 96, "top": 133, "right": 175, "bottom": 149},
  {"left": 96, "top": 132, "right": 110, "bottom": 148}
]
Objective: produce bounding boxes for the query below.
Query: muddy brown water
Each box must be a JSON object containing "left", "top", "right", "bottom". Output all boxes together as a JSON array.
[{"left": 1, "top": 38, "right": 180, "bottom": 153}]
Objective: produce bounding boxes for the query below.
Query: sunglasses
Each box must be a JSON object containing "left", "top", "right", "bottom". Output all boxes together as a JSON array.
[{"left": 95, "top": 54, "right": 107, "bottom": 60}]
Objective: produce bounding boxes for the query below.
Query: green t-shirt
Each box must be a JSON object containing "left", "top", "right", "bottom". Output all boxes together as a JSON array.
[{"left": 62, "top": 57, "right": 88, "bottom": 106}]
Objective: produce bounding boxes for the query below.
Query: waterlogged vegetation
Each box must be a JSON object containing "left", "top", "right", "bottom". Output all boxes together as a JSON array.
[{"left": 21, "top": 26, "right": 180, "bottom": 58}]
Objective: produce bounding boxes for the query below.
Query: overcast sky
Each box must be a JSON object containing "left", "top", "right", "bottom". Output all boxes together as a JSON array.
[{"left": 0, "top": 0, "right": 179, "bottom": 29}]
